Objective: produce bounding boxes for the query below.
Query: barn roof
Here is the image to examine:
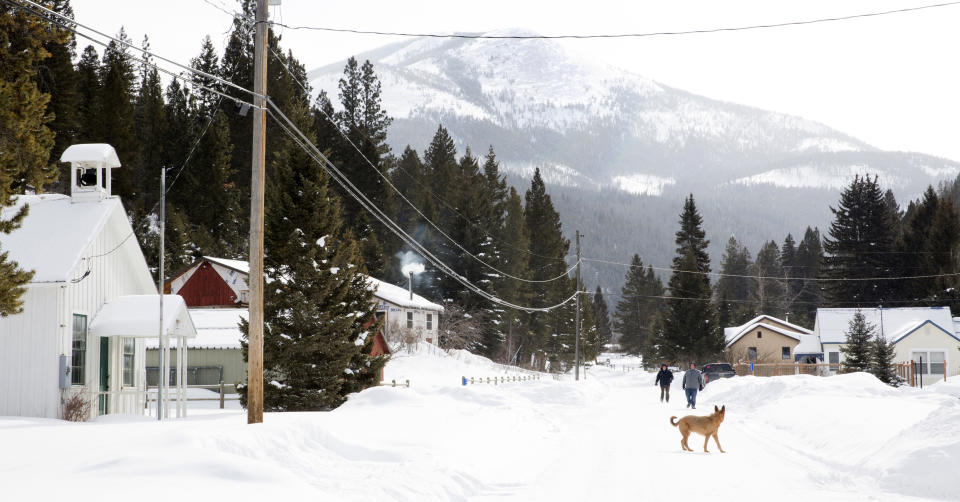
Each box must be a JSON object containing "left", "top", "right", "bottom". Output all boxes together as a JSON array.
[
  {"left": 204, "top": 256, "right": 250, "bottom": 274},
  {"left": 724, "top": 315, "right": 811, "bottom": 347},
  {"left": 815, "top": 307, "right": 955, "bottom": 344},
  {"left": 90, "top": 295, "right": 196, "bottom": 338},
  {"left": 0, "top": 194, "right": 125, "bottom": 283}
]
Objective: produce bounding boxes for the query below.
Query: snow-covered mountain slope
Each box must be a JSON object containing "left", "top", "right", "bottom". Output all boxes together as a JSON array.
[
  {"left": 308, "top": 31, "right": 960, "bottom": 297},
  {"left": 307, "top": 30, "right": 958, "bottom": 192}
]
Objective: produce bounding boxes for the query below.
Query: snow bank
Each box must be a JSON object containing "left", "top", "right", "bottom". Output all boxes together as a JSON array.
[
  {"left": 383, "top": 342, "right": 540, "bottom": 388},
  {"left": 703, "top": 373, "right": 960, "bottom": 500}
]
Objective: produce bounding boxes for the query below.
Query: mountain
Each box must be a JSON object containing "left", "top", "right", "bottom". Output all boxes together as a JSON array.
[{"left": 308, "top": 30, "right": 960, "bottom": 300}]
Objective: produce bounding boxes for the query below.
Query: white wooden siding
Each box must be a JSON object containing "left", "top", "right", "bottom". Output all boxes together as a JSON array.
[{"left": 0, "top": 284, "right": 60, "bottom": 417}]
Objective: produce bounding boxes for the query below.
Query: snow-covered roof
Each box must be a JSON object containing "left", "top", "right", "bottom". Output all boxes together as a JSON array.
[
  {"left": 368, "top": 277, "right": 443, "bottom": 312},
  {"left": 794, "top": 333, "right": 823, "bottom": 355},
  {"left": 145, "top": 308, "right": 247, "bottom": 349},
  {"left": 89, "top": 295, "right": 196, "bottom": 338},
  {"left": 204, "top": 256, "right": 249, "bottom": 274},
  {"left": 724, "top": 315, "right": 811, "bottom": 346},
  {"left": 60, "top": 143, "right": 120, "bottom": 167},
  {"left": 815, "top": 307, "right": 955, "bottom": 344},
  {"left": 0, "top": 194, "right": 123, "bottom": 282}
]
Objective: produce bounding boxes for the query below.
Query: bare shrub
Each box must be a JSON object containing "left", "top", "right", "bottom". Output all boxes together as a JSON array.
[
  {"left": 62, "top": 390, "right": 91, "bottom": 422},
  {"left": 438, "top": 303, "right": 484, "bottom": 351}
]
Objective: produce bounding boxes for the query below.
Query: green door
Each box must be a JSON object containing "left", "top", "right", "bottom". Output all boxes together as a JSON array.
[{"left": 98, "top": 338, "right": 109, "bottom": 415}]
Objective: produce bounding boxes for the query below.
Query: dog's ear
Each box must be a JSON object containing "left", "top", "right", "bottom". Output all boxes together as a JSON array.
[
  {"left": 714, "top": 405, "right": 719, "bottom": 412},
  {"left": 721, "top": 405, "right": 726, "bottom": 413}
]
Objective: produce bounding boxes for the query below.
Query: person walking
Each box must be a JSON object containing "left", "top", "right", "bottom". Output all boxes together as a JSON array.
[
  {"left": 655, "top": 364, "right": 673, "bottom": 403},
  {"left": 681, "top": 362, "right": 704, "bottom": 409}
]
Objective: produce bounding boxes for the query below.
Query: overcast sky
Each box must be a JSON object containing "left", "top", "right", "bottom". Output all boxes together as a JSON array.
[{"left": 69, "top": 0, "right": 960, "bottom": 161}]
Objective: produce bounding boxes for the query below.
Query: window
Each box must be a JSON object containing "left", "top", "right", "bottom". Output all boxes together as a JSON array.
[
  {"left": 122, "top": 338, "right": 135, "bottom": 387},
  {"left": 782, "top": 347, "right": 791, "bottom": 360},
  {"left": 757, "top": 331, "right": 762, "bottom": 339},
  {"left": 406, "top": 311, "right": 413, "bottom": 329},
  {"left": 828, "top": 351, "right": 840, "bottom": 371},
  {"left": 426, "top": 313, "right": 433, "bottom": 330},
  {"left": 747, "top": 347, "right": 758, "bottom": 361},
  {"left": 913, "top": 351, "right": 946, "bottom": 375},
  {"left": 71, "top": 314, "right": 87, "bottom": 385}
]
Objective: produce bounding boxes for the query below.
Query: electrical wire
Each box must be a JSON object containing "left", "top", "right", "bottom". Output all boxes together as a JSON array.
[
  {"left": 12, "top": 0, "right": 262, "bottom": 101},
  {"left": 581, "top": 256, "right": 960, "bottom": 282},
  {"left": 266, "top": 45, "right": 578, "bottom": 283},
  {"left": 261, "top": 1, "right": 960, "bottom": 39},
  {"left": 265, "top": 99, "right": 580, "bottom": 312}
]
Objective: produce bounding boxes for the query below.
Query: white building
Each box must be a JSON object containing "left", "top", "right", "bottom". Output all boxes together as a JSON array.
[
  {"left": 368, "top": 277, "right": 444, "bottom": 348},
  {"left": 0, "top": 144, "right": 195, "bottom": 419},
  {"left": 813, "top": 306, "right": 960, "bottom": 385}
]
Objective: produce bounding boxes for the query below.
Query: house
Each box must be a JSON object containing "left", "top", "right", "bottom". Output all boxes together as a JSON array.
[
  {"left": 814, "top": 306, "right": 960, "bottom": 385},
  {"left": 724, "top": 315, "right": 813, "bottom": 363},
  {"left": 0, "top": 144, "right": 195, "bottom": 419},
  {"left": 368, "top": 277, "right": 444, "bottom": 350},
  {"left": 158, "top": 256, "right": 443, "bottom": 384}
]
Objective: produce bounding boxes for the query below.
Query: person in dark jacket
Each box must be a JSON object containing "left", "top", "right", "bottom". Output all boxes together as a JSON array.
[
  {"left": 681, "top": 362, "right": 704, "bottom": 409},
  {"left": 655, "top": 364, "right": 673, "bottom": 402}
]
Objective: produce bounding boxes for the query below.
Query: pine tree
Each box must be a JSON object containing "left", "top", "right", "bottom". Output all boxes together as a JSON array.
[
  {"left": 133, "top": 36, "right": 166, "bottom": 211},
  {"left": 661, "top": 195, "right": 721, "bottom": 363},
  {"left": 780, "top": 233, "right": 800, "bottom": 316},
  {"left": 614, "top": 255, "right": 651, "bottom": 355},
  {"left": 753, "top": 240, "right": 784, "bottom": 317},
  {"left": 240, "top": 98, "right": 385, "bottom": 411},
  {"left": 715, "top": 236, "right": 754, "bottom": 327},
  {"left": 35, "top": 0, "right": 79, "bottom": 192},
  {"left": 421, "top": 125, "right": 460, "bottom": 298},
  {"left": 96, "top": 28, "right": 139, "bottom": 203},
  {"left": 841, "top": 309, "right": 874, "bottom": 373},
  {"left": 0, "top": 2, "right": 68, "bottom": 314},
  {"left": 793, "top": 227, "right": 824, "bottom": 325},
  {"left": 870, "top": 333, "right": 900, "bottom": 386},
  {"left": 498, "top": 187, "right": 531, "bottom": 363},
  {"left": 190, "top": 36, "right": 221, "bottom": 119},
  {"left": 593, "top": 286, "right": 613, "bottom": 346},
  {"left": 823, "top": 175, "right": 899, "bottom": 306},
  {"left": 75, "top": 45, "right": 101, "bottom": 142},
  {"left": 524, "top": 168, "right": 573, "bottom": 369}
]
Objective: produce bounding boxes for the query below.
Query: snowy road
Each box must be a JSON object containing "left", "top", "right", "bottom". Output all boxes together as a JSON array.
[{"left": 2, "top": 352, "right": 958, "bottom": 501}]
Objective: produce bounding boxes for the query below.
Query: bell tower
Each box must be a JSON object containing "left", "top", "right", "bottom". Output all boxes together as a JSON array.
[{"left": 60, "top": 143, "right": 121, "bottom": 203}]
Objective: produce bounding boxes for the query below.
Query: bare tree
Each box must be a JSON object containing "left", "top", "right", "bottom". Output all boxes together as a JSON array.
[{"left": 438, "top": 303, "right": 484, "bottom": 351}]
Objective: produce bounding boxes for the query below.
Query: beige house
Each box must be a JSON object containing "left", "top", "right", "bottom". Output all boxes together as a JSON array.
[{"left": 724, "top": 315, "right": 813, "bottom": 363}]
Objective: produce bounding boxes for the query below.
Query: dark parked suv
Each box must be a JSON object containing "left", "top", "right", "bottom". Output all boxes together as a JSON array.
[{"left": 701, "top": 363, "right": 736, "bottom": 385}]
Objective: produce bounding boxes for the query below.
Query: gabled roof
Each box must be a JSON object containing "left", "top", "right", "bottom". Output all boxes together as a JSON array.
[
  {"left": 889, "top": 319, "right": 960, "bottom": 344},
  {"left": 724, "top": 315, "right": 811, "bottom": 347},
  {"left": 725, "top": 322, "right": 805, "bottom": 347},
  {"left": 815, "top": 307, "right": 955, "bottom": 344},
  {"left": 90, "top": 295, "right": 196, "bottom": 338},
  {"left": 0, "top": 194, "right": 125, "bottom": 283},
  {"left": 368, "top": 277, "right": 444, "bottom": 312},
  {"left": 204, "top": 256, "right": 250, "bottom": 274},
  {"left": 794, "top": 333, "right": 823, "bottom": 355}
]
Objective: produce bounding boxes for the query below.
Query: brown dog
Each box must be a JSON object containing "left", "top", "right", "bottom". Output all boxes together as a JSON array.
[{"left": 670, "top": 405, "right": 726, "bottom": 453}]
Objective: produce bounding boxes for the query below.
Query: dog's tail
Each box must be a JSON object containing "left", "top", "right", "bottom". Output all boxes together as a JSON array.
[{"left": 670, "top": 416, "right": 678, "bottom": 427}]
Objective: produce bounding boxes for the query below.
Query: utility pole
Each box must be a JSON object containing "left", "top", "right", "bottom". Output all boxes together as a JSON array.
[
  {"left": 158, "top": 167, "right": 167, "bottom": 421},
  {"left": 575, "top": 230, "right": 581, "bottom": 381},
  {"left": 247, "top": 0, "right": 268, "bottom": 425}
]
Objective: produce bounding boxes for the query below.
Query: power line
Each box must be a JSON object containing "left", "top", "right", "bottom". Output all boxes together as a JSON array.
[
  {"left": 262, "top": 1, "right": 960, "bottom": 39},
  {"left": 264, "top": 99, "right": 579, "bottom": 313},
  {"left": 7, "top": 0, "right": 259, "bottom": 113},
  {"left": 590, "top": 289, "right": 960, "bottom": 307},
  {"left": 265, "top": 45, "right": 577, "bottom": 283},
  {"left": 12, "top": 0, "right": 261, "bottom": 101},
  {"left": 583, "top": 256, "right": 960, "bottom": 282}
]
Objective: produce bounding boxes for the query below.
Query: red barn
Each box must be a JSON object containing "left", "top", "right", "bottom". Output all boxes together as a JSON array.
[{"left": 165, "top": 257, "right": 250, "bottom": 307}]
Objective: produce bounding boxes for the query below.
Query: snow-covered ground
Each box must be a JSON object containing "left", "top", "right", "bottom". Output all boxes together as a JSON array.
[{"left": 2, "top": 348, "right": 959, "bottom": 501}]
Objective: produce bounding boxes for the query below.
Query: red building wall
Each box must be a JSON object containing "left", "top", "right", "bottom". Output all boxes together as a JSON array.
[{"left": 177, "top": 261, "right": 238, "bottom": 307}]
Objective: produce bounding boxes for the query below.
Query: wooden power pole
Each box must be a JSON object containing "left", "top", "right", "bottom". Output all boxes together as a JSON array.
[
  {"left": 575, "top": 230, "right": 581, "bottom": 381},
  {"left": 247, "top": 0, "right": 268, "bottom": 424}
]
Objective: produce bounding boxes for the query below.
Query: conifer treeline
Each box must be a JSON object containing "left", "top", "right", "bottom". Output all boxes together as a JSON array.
[{"left": 613, "top": 175, "right": 960, "bottom": 367}]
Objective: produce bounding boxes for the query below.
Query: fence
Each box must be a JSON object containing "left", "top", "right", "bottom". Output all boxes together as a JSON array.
[
  {"left": 462, "top": 374, "right": 542, "bottom": 386},
  {"left": 144, "top": 382, "right": 239, "bottom": 410},
  {"left": 732, "top": 362, "right": 939, "bottom": 387}
]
